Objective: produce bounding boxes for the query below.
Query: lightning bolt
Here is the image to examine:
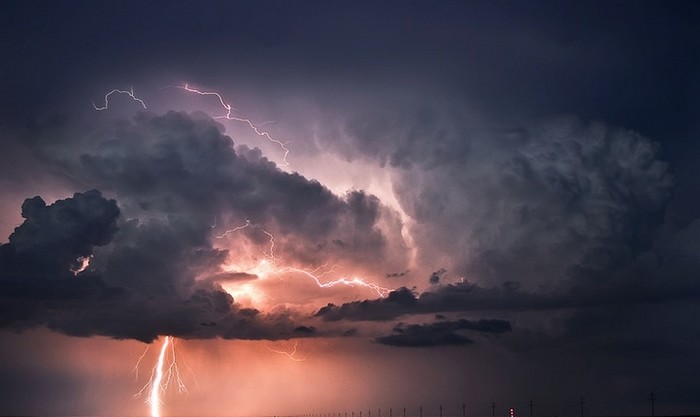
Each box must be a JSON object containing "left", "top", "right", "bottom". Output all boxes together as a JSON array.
[
  {"left": 215, "top": 218, "right": 252, "bottom": 239},
  {"left": 132, "top": 344, "right": 151, "bottom": 381},
  {"left": 213, "top": 219, "right": 275, "bottom": 261},
  {"left": 262, "top": 229, "right": 277, "bottom": 262},
  {"left": 92, "top": 87, "right": 147, "bottom": 110},
  {"left": 272, "top": 265, "right": 391, "bottom": 298},
  {"left": 149, "top": 336, "right": 169, "bottom": 417},
  {"left": 177, "top": 83, "right": 291, "bottom": 166},
  {"left": 214, "top": 220, "right": 391, "bottom": 298},
  {"left": 134, "top": 336, "right": 189, "bottom": 417},
  {"left": 265, "top": 340, "right": 309, "bottom": 362}
]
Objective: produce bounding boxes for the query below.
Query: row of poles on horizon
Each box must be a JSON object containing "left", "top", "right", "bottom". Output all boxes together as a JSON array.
[{"left": 277, "top": 393, "right": 659, "bottom": 417}]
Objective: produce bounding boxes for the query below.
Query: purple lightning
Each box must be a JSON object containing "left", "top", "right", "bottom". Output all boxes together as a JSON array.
[
  {"left": 177, "top": 83, "right": 291, "bottom": 166},
  {"left": 92, "top": 87, "right": 147, "bottom": 110}
]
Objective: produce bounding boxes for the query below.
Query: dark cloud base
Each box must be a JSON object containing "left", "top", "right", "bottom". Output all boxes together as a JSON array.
[{"left": 376, "top": 318, "right": 511, "bottom": 348}]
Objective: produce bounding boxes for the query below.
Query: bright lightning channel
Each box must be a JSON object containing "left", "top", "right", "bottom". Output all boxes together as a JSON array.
[
  {"left": 150, "top": 336, "right": 169, "bottom": 417},
  {"left": 177, "top": 83, "right": 291, "bottom": 166},
  {"left": 214, "top": 220, "right": 391, "bottom": 298},
  {"left": 92, "top": 87, "right": 147, "bottom": 110},
  {"left": 274, "top": 265, "right": 391, "bottom": 297},
  {"left": 134, "top": 336, "right": 189, "bottom": 417},
  {"left": 266, "top": 340, "right": 308, "bottom": 361}
]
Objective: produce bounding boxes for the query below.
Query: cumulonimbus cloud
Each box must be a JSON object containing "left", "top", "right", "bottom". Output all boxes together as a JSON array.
[{"left": 0, "top": 111, "right": 409, "bottom": 342}]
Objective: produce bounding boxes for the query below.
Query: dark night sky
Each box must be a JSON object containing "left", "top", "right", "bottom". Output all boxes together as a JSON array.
[{"left": 1, "top": 1, "right": 700, "bottom": 416}]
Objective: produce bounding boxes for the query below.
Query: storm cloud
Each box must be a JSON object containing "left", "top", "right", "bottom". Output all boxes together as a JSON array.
[
  {"left": 0, "top": 111, "right": 408, "bottom": 342},
  {"left": 375, "top": 318, "right": 511, "bottom": 348},
  {"left": 28, "top": 111, "right": 408, "bottom": 272},
  {"left": 0, "top": 190, "right": 305, "bottom": 342},
  {"left": 2, "top": 1, "right": 700, "bottom": 413},
  {"left": 338, "top": 112, "right": 676, "bottom": 290}
]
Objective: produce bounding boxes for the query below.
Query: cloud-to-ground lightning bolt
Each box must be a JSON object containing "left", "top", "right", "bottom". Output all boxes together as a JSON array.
[
  {"left": 177, "top": 83, "right": 291, "bottom": 166},
  {"left": 150, "top": 336, "right": 169, "bottom": 417},
  {"left": 134, "top": 336, "right": 189, "bottom": 417},
  {"left": 265, "top": 341, "right": 309, "bottom": 362},
  {"left": 92, "top": 87, "right": 147, "bottom": 110}
]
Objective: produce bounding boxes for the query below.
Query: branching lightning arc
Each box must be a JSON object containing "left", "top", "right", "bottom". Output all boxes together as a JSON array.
[
  {"left": 134, "top": 336, "right": 189, "bottom": 417},
  {"left": 177, "top": 83, "right": 291, "bottom": 166},
  {"left": 92, "top": 87, "right": 147, "bottom": 111},
  {"left": 266, "top": 340, "right": 309, "bottom": 361},
  {"left": 214, "top": 220, "right": 391, "bottom": 298}
]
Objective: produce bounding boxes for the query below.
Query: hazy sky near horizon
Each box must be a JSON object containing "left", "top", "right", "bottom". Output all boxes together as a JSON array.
[{"left": 1, "top": 1, "right": 700, "bottom": 416}]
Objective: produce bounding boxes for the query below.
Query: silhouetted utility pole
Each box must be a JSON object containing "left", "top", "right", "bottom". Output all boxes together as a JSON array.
[
  {"left": 650, "top": 393, "right": 656, "bottom": 417},
  {"left": 463, "top": 403, "right": 466, "bottom": 417},
  {"left": 379, "top": 409, "right": 382, "bottom": 417},
  {"left": 390, "top": 408, "right": 393, "bottom": 417},
  {"left": 369, "top": 410, "right": 371, "bottom": 417},
  {"left": 440, "top": 405, "right": 443, "bottom": 417},
  {"left": 403, "top": 407, "right": 406, "bottom": 417},
  {"left": 420, "top": 406, "right": 423, "bottom": 417},
  {"left": 580, "top": 398, "right": 585, "bottom": 417},
  {"left": 492, "top": 402, "right": 496, "bottom": 417},
  {"left": 529, "top": 400, "right": 533, "bottom": 417}
]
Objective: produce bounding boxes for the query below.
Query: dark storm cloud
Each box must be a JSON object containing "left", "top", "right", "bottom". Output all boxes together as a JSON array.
[
  {"left": 316, "top": 287, "right": 418, "bottom": 322},
  {"left": 0, "top": 190, "right": 119, "bottom": 277},
  {"left": 0, "top": 111, "right": 404, "bottom": 342},
  {"left": 317, "top": 265, "right": 700, "bottom": 322},
  {"left": 428, "top": 268, "right": 445, "bottom": 285},
  {"left": 27, "top": 111, "right": 406, "bottom": 270},
  {"left": 342, "top": 114, "right": 676, "bottom": 290},
  {"left": 0, "top": 191, "right": 305, "bottom": 342},
  {"left": 375, "top": 319, "right": 510, "bottom": 348},
  {"left": 2, "top": 1, "right": 700, "bottom": 411},
  {"left": 385, "top": 270, "right": 409, "bottom": 278}
]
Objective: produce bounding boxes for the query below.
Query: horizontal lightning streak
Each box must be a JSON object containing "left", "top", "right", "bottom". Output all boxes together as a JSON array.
[
  {"left": 275, "top": 266, "right": 391, "bottom": 298},
  {"left": 214, "top": 219, "right": 391, "bottom": 298}
]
